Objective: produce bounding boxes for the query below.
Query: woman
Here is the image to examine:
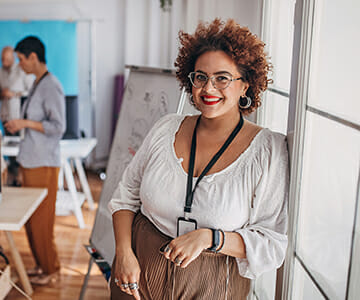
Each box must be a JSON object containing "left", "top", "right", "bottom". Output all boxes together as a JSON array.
[
  {"left": 109, "top": 19, "right": 288, "bottom": 299},
  {"left": 5, "top": 36, "right": 65, "bottom": 285}
]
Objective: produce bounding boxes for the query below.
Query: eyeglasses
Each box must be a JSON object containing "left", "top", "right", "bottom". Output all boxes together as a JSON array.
[{"left": 188, "top": 71, "right": 244, "bottom": 90}]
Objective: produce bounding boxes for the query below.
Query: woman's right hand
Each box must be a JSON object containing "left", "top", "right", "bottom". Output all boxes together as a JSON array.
[{"left": 113, "top": 249, "right": 141, "bottom": 300}]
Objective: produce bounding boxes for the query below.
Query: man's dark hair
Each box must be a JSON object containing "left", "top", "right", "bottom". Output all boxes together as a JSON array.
[{"left": 15, "top": 36, "right": 46, "bottom": 63}]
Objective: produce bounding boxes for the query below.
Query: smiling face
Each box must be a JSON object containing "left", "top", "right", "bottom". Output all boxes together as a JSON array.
[{"left": 192, "top": 51, "right": 249, "bottom": 120}]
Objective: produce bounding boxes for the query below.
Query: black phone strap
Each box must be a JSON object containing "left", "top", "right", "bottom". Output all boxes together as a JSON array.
[
  {"left": 184, "top": 114, "right": 244, "bottom": 214},
  {"left": 23, "top": 71, "right": 49, "bottom": 119}
]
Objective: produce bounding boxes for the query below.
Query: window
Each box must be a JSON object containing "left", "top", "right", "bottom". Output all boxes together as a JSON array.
[
  {"left": 284, "top": 0, "right": 360, "bottom": 298},
  {"left": 252, "top": 1, "right": 295, "bottom": 299},
  {"left": 257, "top": 0, "right": 295, "bottom": 135}
]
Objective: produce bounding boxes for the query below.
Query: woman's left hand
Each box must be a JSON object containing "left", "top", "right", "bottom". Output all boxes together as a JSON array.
[
  {"left": 162, "top": 228, "right": 211, "bottom": 268},
  {"left": 4, "top": 119, "right": 26, "bottom": 134}
]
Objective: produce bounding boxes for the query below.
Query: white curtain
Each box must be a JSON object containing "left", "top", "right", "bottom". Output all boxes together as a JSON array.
[{"left": 123, "top": 0, "right": 263, "bottom": 70}]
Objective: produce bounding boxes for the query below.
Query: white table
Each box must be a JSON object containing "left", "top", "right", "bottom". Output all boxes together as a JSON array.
[
  {"left": 0, "top": 187, "right": 48, "bottom": 296},
  {"left": 2, "top": 137, "right": 97, "bottom": 229}
]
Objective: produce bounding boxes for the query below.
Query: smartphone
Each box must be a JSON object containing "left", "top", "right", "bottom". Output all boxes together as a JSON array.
[{"left": 177, "top": 217, "right": 197, "bottom": 236}]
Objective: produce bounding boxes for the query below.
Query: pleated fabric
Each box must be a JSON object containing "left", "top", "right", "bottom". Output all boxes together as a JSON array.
[{"left": 110, "top": 212, "right": 250, "bottom": 300}]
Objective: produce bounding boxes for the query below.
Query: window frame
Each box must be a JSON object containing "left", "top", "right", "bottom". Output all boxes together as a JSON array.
[
  {"left": 282, "top": 0, "right": 360, "bottom": 299},
  {"left": 252, "top": 0, "right": 295, "bottom": 299}
]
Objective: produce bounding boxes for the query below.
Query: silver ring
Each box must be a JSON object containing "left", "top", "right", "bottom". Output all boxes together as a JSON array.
[
  {"left": 164, "top": 245, "right": 171, "bottom": 252},
  {"left": 129, "top": 282, "right": 139, "bottom": 290},
  {"left": 120, "top": 283, "right": 129, "bottom": 288},
  {"left": 114, "top": 278, "right": 119, "bottom": 283},
  {"left": 174, "top": 257, "right": 182, "bottom": 265}
]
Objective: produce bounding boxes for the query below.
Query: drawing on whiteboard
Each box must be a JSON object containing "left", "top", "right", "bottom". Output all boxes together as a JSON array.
[
  {"left": 159, "top": 91, "right": 169, "bottom": 115},
  {"left": 128, "top": 118, "right": 149, "bottom": 156},
  {"left": 147, "top": 91, "right": 170, "bottom": 125},
  {"left": 90, "top": 67, "right": 184, "bottom": 265},
  {"left": 127, "top": 83, "right": 134, "bottom": 100},
  {"left": 143, "top": 91, "right": 154, "bottom": 111}
]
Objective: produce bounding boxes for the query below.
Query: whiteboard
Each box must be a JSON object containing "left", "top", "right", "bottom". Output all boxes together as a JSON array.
[{"left": 90, "top": 66, "right": 187, "bottom": 264}]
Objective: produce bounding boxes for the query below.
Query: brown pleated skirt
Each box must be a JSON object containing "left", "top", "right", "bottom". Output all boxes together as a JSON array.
[{"left": 110, "top": 212, "right": 250, "bottom": 300}]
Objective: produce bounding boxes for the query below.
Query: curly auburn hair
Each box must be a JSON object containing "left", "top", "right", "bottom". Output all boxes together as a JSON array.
[{"left": 175, "top": 18, "right": 272, "bottom": 115}]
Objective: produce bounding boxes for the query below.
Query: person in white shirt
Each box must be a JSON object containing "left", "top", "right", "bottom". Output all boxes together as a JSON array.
[
  {"left": 109, "top": 18, "right": 289, "bottom": 300},
  {"left": 0, "top": 46, "right": 33, "bottom": 123},
  {"left": 0, "top": 46, "right": 34, "bottom": 186}
]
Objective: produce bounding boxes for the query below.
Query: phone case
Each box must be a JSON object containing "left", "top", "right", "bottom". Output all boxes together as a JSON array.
[{"left": 177, "top": 217, "right": 197, "bottom": 236}]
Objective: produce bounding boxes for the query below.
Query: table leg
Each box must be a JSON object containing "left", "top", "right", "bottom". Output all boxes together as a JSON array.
[
  {"left": 58, "top": 165, "right": 64, "bottom": 190},
  {"left": 63, "top": 159, "right": 86, "bottom": 229},
  {"left": 4, "top": 231, "right": 33, "bottom": 295},
  {"left": 74, "top": 158, "right": 95, "bottom": 210},
  {"left": 79, "top": 256, "right": 94, "bottom": 300}
]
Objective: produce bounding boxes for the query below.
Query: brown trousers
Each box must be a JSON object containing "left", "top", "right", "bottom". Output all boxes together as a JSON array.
[
  {"left": 20, "top": 166, "right": 60, "bottom": 275},
  {"left": 110, "top": 212, "right": 250, "bottom": 300}
]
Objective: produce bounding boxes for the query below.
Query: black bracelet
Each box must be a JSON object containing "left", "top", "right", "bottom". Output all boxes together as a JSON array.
[
  {"left": 208, "top": 228, "right": 220, "bottom": 252},
  {"left": 215, "top": 229, "right": 225, "bottom": 253}
]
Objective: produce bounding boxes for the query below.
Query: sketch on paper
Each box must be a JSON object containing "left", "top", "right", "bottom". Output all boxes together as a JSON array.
[{"left": 90, "top": 68, "right": 182, "bottom": 264}]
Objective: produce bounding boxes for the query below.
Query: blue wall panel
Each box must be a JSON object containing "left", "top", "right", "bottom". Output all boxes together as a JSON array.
[{"left": 0, "top": 21, "right": 78, "bottom": 95}]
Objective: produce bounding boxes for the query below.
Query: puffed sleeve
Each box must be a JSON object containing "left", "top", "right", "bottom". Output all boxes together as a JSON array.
[
  {"left": 236, "top": 133, "right": 289, "bottom": 279},
  {"left": 108, "top": 114, "right": 175, "bottom": 214}
]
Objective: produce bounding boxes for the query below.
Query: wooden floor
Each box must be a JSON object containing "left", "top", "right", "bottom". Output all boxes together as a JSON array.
[{"left": 0, "top": 170, "right": 110, "bottom": 300}]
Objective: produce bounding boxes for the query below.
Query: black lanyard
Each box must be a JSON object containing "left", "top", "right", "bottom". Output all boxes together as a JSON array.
[
  {"left": 23, "top": 71, "right": 49, "bottom": 119},
  {"left": 184, "top": 114, "right": 244, "bottom": 214}
]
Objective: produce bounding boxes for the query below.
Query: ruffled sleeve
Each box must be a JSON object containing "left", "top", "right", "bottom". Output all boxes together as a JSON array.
[
  {"left": 108, "top": 114, "right": 177, "bottom": 214},
  {"left": 236, "top": 132, "right": 289, "bottom": 279}
]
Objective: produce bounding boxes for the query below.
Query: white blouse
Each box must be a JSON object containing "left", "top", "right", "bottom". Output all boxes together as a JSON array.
[{"left": 109, "top": 113, "right": 289, "bottom": 279}]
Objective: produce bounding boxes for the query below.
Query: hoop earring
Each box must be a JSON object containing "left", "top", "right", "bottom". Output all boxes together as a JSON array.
[
  {"left": 239, "top": 96, "right": 252, "bottom": 109},
  {"left": 189, "top": 94, "right": 195, "bottom": 106}
]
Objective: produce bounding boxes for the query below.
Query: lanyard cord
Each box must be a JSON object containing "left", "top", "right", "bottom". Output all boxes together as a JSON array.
[
  {"left": 184, "top": 113, "right": 244, "bottom": 214},
  {"left": 23, "top": 71, "right": 49, "bottom": 119}
]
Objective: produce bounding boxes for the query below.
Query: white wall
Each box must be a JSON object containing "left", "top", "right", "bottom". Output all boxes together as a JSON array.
[
  {"left": 0, "top": 0, "right": 262, "bottom": 168},
  {"left": 124, "top": 0, "right": 263, "bottom": 69},
  {"left": 90, "top": 0, "right": 126, "bottom": 165},
  {"left": 0, "top": 0, "right": 126, "bottom": 167}
]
